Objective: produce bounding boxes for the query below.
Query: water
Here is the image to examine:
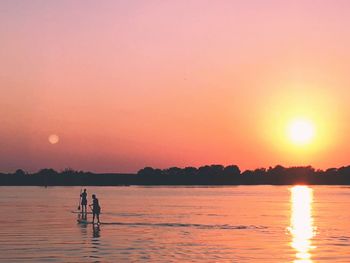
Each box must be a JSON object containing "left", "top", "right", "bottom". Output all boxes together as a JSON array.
[{"left": 0, "top": 186, "right": 349, "bottom": 262}]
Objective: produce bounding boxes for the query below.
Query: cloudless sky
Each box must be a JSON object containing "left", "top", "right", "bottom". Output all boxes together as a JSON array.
[{"left": 1, "top": 0, "right": 350, "bottom": 173}]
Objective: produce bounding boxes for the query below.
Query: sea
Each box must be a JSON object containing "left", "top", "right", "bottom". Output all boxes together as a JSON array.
[{"left": 0, "top": 186, "right": 349, "bottom": 262}]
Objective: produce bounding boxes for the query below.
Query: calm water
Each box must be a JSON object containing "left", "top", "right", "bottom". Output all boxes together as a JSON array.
[{"left": 0, "top": 186, "right": 349, "bottom": 262}]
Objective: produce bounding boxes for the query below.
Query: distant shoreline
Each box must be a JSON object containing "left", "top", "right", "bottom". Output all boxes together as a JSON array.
[{"left": 1, "top": 165, "right": 350, "bottom": 186}]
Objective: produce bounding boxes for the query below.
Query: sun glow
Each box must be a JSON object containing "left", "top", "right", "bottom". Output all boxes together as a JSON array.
[
  {"left": 289, "top": 186, "right": 316, "bottom": 263},
  {"left": 287, "top": 119, "right": 315, "bottom": 146},
  {"left": 259, "top": 87, "right": 340, "bottom": 164}
]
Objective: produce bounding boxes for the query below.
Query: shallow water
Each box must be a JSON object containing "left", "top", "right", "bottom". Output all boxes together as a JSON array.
[{"left": 0, "top": 186, "right": 349, "bottom": 262}]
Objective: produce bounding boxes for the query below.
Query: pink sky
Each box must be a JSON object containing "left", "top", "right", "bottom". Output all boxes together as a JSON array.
[{"left": 1, "top": 0, "right": 350, "bottom": 172}]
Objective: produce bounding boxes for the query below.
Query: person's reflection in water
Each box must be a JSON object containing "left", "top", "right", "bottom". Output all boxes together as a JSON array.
[
  {"left": 78, "top": 216, "right": 88, "bottom": 236},
  {"left": 288, "top": 186, "right": 316, "bottom": 263},
  {"left": 91, "top": 224, "right": 102, "bottom": 262},
  {"left": 77, "top": 212, "right": 87, "bottom": 221},
  {"left": 77, "top": 213, "right": 102, "bottom": 261},
  {"left": 82, "top": 211, "right": 87, "bottom": 221},
  {"left": 93, "top": 224, "right": 101, "bottom": 238}
]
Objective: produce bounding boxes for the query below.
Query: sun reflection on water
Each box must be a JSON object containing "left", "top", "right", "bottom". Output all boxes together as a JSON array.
[{"left": 289, "top": 186, "right": 316, "bottom": 263}]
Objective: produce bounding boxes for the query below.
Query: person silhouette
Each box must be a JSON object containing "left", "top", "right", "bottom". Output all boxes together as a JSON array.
[
  {"left": 80, "top": 189, "right": 88, "bottom": 213},
  {"left": 89, "top": 194, "right": 101, "bottom": 225}
]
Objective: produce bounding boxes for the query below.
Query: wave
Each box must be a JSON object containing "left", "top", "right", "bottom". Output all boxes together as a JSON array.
[{"left": 92, "top": 221, "right": 267, "bottom": 230}]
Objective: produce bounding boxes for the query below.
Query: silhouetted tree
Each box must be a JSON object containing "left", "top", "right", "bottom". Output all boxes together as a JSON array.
[
  {"left": 153, "top": 169, "right": 163, "bottom": 176},
  {"left": 253, "top": 168, "right": 267, "bottom": 176},
  {"left": 198, "top": 165, "right": 224, "bottom": 177},
  {"left": 2, "top": 164, "right": 350, "bottom": 186},
  {"left": 37, "top": 168, "right": 58, "bottom": 176},
  {"left": 338, "top": 166, "right": 350, "bottom": 176},
  {"left": 137, "top": 167, "right": 155, "bottom": 176},
  {"left": 268, "top": 165, "right": 286, "bottom": 175},
  {"left": 223, "top": 165, "right": 240, "bottom": 176},
  {"left": 15, "top": 169, "right": 26, "bottom": 176},
  {"left": 61, "top": 168, "right": 76, "bottom": 175},
  {"left": 183, "top": 167, "right": 198, "bottom": 176},
  {"left": 165, "top": 167, "right": 182, "bottom": 177}
]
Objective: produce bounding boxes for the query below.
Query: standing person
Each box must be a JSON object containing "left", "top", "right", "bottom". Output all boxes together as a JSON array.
[
  {"left": 80, "top": 189, "right": 88, "bottom": 213},
  {"left": 90, "top": 194, "right": 101, "bottom": 225}
]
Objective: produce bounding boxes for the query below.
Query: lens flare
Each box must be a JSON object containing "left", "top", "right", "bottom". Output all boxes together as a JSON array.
[{"left": 48, "top": 134, "right": 59, "bottom": 144}]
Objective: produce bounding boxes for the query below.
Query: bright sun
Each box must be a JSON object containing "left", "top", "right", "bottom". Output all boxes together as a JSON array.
[{"left": 287, "top": 119, "right": 315, "bottom": 146}]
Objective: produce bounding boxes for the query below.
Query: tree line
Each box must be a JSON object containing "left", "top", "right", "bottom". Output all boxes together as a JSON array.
[{"left": 1, "top": 165, "right": 350, "bottom": 185}]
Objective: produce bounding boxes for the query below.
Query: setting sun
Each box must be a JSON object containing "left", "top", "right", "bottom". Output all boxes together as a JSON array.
[{"left": 287, "top": 119, "right": 316, "bottom": 146}]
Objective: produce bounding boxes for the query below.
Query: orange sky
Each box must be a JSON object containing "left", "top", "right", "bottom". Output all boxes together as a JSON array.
[{"left": 1, "top": 0, "right": 349, "bottom": 172}]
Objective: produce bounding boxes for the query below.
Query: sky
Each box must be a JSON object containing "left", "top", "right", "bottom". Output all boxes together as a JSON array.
[{"left": 1, "top": 0, "right": 350, "bottom": 173}]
